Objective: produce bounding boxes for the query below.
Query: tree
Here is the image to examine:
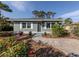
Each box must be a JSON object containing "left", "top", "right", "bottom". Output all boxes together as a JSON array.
[
  {"left": 46, "top": 11, "right": 52, "bottom": 19},
  {"left": 64, "top": 18, "right": 72, "bottom": 25},
  {"left": 46, "top": 11, "right": 56, "bottom": 19},
  {"left": 0, "top": 15, "right": 9, "bottom": 26},
  {"left": 0, "top": 2, "right": 12, "bottom": 27},
  {"left": 38, "top": 11, "right": 46, "bottom": 18},
  {"left": 32, "top": 10, "right": 39, "bottom": 18},
  {"left": 32, "top": 10, "right": 46, "bottom": 18},
  {"left": 32, "top": 10, "right": 56, "bottom": 19},
  {"left": 0, "top": 1, "right": 12, "bottom": 17},
  {"left": 52, "top": 12, "right": 56, "bottom": 19},
  {"left": 57, "top": 18, "right": 63, "bottom": 19}
]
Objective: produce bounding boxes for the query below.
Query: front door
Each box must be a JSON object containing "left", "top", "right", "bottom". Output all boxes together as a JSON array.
[{"left": 37, "top": 23, "right": 41, "bottom": 32}]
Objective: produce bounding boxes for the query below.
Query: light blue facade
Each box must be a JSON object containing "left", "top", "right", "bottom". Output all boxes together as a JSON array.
[{"left": 12, "top": 18, "right": 62, "bottom": 33}]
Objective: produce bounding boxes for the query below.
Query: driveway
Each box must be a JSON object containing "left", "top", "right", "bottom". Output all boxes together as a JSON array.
[{"left": 32, "top": 37, "right": 79, "bottom": 55}]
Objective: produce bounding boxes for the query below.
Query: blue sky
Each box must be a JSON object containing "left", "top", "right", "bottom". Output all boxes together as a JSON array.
[{"left": 1, "top": 1, "right": 79, "bottom": 22}]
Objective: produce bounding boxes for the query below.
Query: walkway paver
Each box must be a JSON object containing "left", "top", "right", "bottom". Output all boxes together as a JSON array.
[{"left": 32, "top": 37, "right": 79, "bottom": 55}]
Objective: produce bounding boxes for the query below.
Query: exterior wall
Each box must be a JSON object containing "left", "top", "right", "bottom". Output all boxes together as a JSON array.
[
  {"left": 14, "top": 22, "right": 37, "bottom": 33},
  {"left": 21, "top": 22, "right": 37, "bottom": 33},
  {"left": 41, "top": 28, "right": 52, "bottom": 33},
  {"left": 41, "top": 22, "right": 62, "bottom": 33},
  {"left": 13, "top": 21, "right": 62, "bottom": 33},
  {"left": 41, "top": 22, "right": 52, "bottom": 33},
  {"left": 14, "top": 22, "right": 20, "bottom": 33}
]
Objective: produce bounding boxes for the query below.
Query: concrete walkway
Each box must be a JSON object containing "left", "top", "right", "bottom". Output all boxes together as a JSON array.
[{"left": 32, "top": 37, "right": 79, "bottom": 55}]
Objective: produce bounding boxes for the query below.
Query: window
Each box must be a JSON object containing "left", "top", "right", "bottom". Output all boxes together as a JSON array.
[
  {"left": 22, "top": 23, "right": 26, "bottom": 28},
  {"left": 27, "top": 22, "right": 31, "bottom": 28},
  {"left": 46, "top": 22, "right": 50, "bottom": 28},
  {"left": 52, "top": 23, "right": 55, "bottom": 26},
  {"left": 42, "top": 22, "right": 45, "bottom": 27}
]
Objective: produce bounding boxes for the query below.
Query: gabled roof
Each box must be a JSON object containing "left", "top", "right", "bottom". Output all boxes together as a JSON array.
[{"left": 7, "top": 18, "right": 63, "bottom": 22}]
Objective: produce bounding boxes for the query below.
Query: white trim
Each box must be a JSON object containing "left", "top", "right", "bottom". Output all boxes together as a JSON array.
[
  {"left": 20, "top": 22, "right": 22, "bottom": 30},
  {"left": 50, "top": 22, "right": 52, "bottom": 29},
  {"left": 40, "top": 23, "right": 42, "bottom": 32},
  {"left": 20, "top": 22, "right": 33, "bottom": 29},
  {"left": 31, "top": 22, "right": 33, "bottom": 29},
  {"left": 26, "top": 22, "right": 27, "bottom": 29},
  {"left": 44, "top": 22, "right": 47, "bottom": 29}
]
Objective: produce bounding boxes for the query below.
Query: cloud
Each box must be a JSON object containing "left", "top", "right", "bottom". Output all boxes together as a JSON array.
[
  {"left": 59, "top": 10, "right": 79, "bottom": 18},
  {"left": 58, "top": 10, "right": 79, "bottom": 22},
  {"left": 10, "top": 1, "right": 33, "bottom": 11}
]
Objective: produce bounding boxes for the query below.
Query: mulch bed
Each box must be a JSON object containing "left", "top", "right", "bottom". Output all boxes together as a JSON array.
[
  {"left": 42, "top": 34, "right": 53, "bottom": 38},
  {"left": 0, "top": 31, "right": 14, "bottom": 37}
]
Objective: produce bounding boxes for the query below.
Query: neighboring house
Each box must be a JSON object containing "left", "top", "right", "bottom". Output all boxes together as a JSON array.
[
  {"left": 64, "top": 24, "right": 72, "bottom": 32},
  {"left": 64, "top": 23, "right": 79, "bottom": 32},
  {"left": 8, "top": 18, "right": 62, "bottom": 33}
]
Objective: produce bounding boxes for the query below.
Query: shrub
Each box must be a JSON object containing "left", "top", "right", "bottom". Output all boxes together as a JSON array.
[
  {"left": 18, "top": 31, "right": 23, "bottom": 36},
  {"left": 52, "top": 24, "right": 69, "bottom": 37},
  {"left": 72, "top": 27, "right": 79, "bottom": 36},
  {"left": 0, "top": 25, "right": 13, "bottom": 31},
  {"left": 43, "top": 32, "right": 47, "bottom": 36},
  {"left": 5, "top": 36, "right": 15, "bottom": 47},
  {"left": 28, "top": 31, "right": 32, "bottom": 36},
  {"left": 14, "top": 42, "right": 29, "bottom": 57},
  {"left": 0, "top": 36, "right": 30, "bottom": 57},
  {"left": 0, "top": 41, "right": 29, "bottom": 57},
  {"left": 0, "top": 41, "right": 4, "bottom": 52},
  {"left": 0, "top": 39, "right": 7, "bottom": 53}
]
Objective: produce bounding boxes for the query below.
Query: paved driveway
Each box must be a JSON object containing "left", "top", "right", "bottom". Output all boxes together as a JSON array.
[{"left": 32, "top": 37, "right": 79, "bottom": 55}]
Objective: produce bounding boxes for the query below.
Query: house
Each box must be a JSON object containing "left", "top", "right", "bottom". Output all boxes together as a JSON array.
[
  {"left": 9, "top": 18, "right": 62, "bottom": 33},
  {"left": 64, "top": 23, "right": 79, "bottom": 32}
]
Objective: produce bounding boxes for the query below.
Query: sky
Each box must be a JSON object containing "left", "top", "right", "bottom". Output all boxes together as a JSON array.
[{"left": 1, "top": 1, "right": 79, "bottom": 22}]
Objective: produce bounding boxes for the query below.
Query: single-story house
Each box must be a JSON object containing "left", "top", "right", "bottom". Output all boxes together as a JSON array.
[{"left": 8, "top": 18, "right": 63, "bottom": 33}]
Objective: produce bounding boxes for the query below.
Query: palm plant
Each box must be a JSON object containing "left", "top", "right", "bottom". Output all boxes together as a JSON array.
[
  {"left": 32, "top": 10, "right": 39, "bottom": 18},
  {"left": 64, "top": 18, "right": 72, "bottom": 25},
  {"left": 32, "top": 10, "right": 56, "bottom": 19},
  {"left": 32, "top": 10, "right": 46, "bottom": 18},
  {"left": 52, "top": 12, "right": 56, "bottom": 19},
  {"left": 38, "top": 11, "right": 46, "bottom": 18},
  {"left": 46, "top": 11, "right": 53, "bottom": 19},
  {"left": 46, "top": 11, "right": 56, "bottom": 19},
  {"left": 46, "top": 11, "right": 52, "bottom": 18}
]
